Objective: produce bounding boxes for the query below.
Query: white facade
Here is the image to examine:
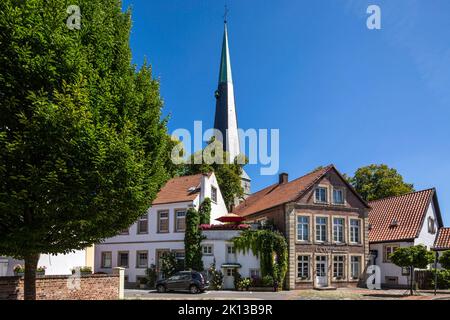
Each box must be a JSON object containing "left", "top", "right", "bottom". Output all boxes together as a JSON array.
[
  {"left": 0, "top": 250, "right": 91, "bottom": 276},
  {"left": 202, "top": 229, "right": 260, "bottom": 289},
  {"left": 94, "top": 173, "right": 229, "bottom": 283},
  {"left": 369, "top": 202, "right": 441, "bottom": 287}
]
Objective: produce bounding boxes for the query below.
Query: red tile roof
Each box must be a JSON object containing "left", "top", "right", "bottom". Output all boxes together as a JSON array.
[
  {"left": 233, "top": 165, "right": 368, "bottom": 217},
  {"left": 152, "top": 173, "right": 210, "bottom": 205},
  {"left": 434, "top": 227, "right": 450, "bottom": 250},
  {"left": 368, "top": 189, "right": 437, "bottom": 243}
]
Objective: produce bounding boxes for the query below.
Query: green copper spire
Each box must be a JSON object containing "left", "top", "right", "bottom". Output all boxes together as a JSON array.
[{"left": 218, "top": 23, "right": 233, "bottom": 84}]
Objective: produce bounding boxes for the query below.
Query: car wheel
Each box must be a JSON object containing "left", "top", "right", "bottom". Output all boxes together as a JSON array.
[
  {"left": 156, "top": 285, "right": 166, "bottom": 293},
  {"left": 189, "top": 285, "right": 199, "bottom": 294}
]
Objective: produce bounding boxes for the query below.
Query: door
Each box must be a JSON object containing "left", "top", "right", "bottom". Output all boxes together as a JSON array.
[
  {"left": 155, "top": 249, "right": 170, "bottom": 279},
  {"left": 223, "top": 268, "right": 235, "bottom": 289},
  {"left": 315, "top": 256, "right": 328, "bottom": 287}
]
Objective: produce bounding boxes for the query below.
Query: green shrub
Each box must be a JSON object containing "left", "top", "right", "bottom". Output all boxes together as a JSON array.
[
  {"left": 439, "top": 251, "right": 450, "bottom": 270},
  {"left": 431, "top": 269, "right": 450, "bottom": 289},
  {"left": 146, "top": 264, "right": 158, "bottom": 289},
  {"left": 236, "top": 278, "right": 251, "bottom": 291},
  {"left": 208, "top": 263, "right": 224, "bottom": 290},
  {"left": 233, "top": 271, "right": 242, "bottom": 289},
  {"left": 262, "top": 275, "right": 274, "bottom": 287}
]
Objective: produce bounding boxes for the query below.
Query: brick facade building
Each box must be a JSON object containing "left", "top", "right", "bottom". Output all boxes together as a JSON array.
[{"left": 234, "top": 165, "right": 370, "bottom": 290}]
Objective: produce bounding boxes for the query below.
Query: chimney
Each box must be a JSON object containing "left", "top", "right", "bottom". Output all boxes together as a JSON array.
[{"left": 279, "top": 172, "right": 288, "bottom": 184}]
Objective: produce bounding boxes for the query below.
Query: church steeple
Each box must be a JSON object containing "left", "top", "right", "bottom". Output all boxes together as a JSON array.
[{"left": 213, "top": 21, "right": 240, "bottom": 162}]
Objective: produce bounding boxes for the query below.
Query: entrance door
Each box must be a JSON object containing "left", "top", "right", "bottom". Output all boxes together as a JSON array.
[
  {"left": 0, "top": 260, "right": 8, "bottom": 277},
  {"left": 315, "top": 256, "right": 328, "bottom": 287},
  {"left": 223, "top": 268, "right": 235, "bottom": 289}
]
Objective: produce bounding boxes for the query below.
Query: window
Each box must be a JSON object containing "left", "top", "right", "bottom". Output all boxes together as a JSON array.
[
  {"left": 118, "top": 252, "right": 129, "bottom": 268},
  {"left": 211, "top": 186, "right": 218, "bottom": 203},
  {"left": 250, "top": 269, "right": 260, "bottom": 279},
  {"left": 333, "top": 189, "right": 345, "bottom": 204},
  {"left": 315, "top": 187, "right": 328, "bottom": 203},
  {"left": 316, "top": 217, "right": 328, "bottom": 242},
  {"left": 119, "top": 228, "right": 129, "bottom": 235},
  {"left": 297, "top": 216, "right": 309, "bottom": 241},
  {"left": 174, "top": 251, "right": 185, "bottom": 268},
  {"left": 428, "top": 217, "right": 436, "bottom": 234},
  {"left": 175, "top": 210, "right": 186, "bottom": 232},
  {"left": 226, "top": 269, "right": 235, "bottom": 277},
  {"left": 333, "top": 218, "right": 345, "bottom": 243},
  {"left": 136, "top": 251, "right": 148, "bottom": 268},
  {"left": 227, "top": 246, "right": 236, "bottom": 254},
  {"left": 137, "top": 214, "right": 148, "bottom": 234},
  {"left": 384, "top": 245, "right": 399, "bottom": 263},
  {"left": 297, "top": 255, "right": 310, "bottom": 279},
  {"left": 202, "top": 244, "right": 213, "bottom": 255},
  {"left": 101, "top": 252, "right": 112, "bottom": 268},
  {"left": 350, "top": 219, "right": 360, "bottom": 243},
  {"left": 350, "top": 256, "right": 361, "bottom": 280},
  {"left": 333, "top": 256, "right": 345, "bottom": 279},
  {"left": 158, "top": 211, "right": 169, "bottom": 233}
]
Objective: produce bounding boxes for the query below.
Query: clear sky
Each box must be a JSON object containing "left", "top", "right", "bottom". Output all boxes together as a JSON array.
[{"left": 122, "top": 0, "right": 450, "bottom": 224}]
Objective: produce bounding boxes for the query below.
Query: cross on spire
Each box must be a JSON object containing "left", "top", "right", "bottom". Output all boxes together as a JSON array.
[{"left": 223, "top": 5, "right": 229, "bottom": 23}]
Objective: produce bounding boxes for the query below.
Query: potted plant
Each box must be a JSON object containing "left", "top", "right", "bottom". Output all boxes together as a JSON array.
[
  {"left": 71, "top": 266, "right": 92, "bottom": 275},
  {"left": 36, "top": 266, "right": 46, "bottom": 276},
  {"left": 237, "top": 278, "right": 251, "bottom": 291},
  {"left": 13, "top": 265, "right": 25, "bottom": 276}
]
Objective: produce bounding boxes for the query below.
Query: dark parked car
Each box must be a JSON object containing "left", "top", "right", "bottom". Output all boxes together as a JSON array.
[{"left": 156, "top": 271, "right": 209, "bottom": 294}]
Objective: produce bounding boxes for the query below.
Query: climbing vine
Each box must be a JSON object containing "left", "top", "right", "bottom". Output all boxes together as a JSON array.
[
  {"left": 198, "top": 198, "right": 212, "bottom": 224},
  {"left": 184, "top": 207, "right": 204, "bottom": 271},
  {"left": 232, "top": 229, "right": 288, "bottom": 285}
]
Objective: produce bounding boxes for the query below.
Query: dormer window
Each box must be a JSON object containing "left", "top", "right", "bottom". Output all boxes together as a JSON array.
[
  {"left": 333, "top": 189, "right": 345, "bottom": 205},
  {"left": 390, "top": 219, "right": 398, "bottom": 228},
  {"left": 315, "top": 187, "right": 328, "bottom": 203}
]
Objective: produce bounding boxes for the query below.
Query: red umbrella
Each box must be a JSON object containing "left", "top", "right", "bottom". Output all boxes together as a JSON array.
[{"left": 215, "top": 213, "right": 245, "bottom": 223}]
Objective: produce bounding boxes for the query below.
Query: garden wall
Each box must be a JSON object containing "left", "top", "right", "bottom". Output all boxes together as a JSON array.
[{"left": 0, "top": 271, "right": 123, "bottom": 300}]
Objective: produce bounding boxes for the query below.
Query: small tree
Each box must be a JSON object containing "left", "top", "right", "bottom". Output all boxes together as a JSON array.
[
  {"left": 184, "top": 208, "right": 204, "bottom": 271},
  {"left": 439, "top": 250, "right": 450, "bottom": 270},
  {"left": 390, "top": 245, "right": 434, "bottom": 295},
  {"left": 208, "top": 262, "right": 224, "bottom": 290},
  {"left": 160, "top": 252, "right": 181, "bottom": 278}
]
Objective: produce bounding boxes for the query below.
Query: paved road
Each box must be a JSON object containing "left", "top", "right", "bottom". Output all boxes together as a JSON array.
[{"left": 125, "top": 289, "right": 293, "bottom": 300}]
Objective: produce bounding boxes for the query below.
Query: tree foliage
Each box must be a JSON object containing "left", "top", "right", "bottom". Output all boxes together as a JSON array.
[
  {"left": 233, "top": 229, "right": 288, "bottom": 286},
  {"left": 160, "top": 252, "right": 183, "bottom": 278},
  {"left": 181, "top": 140, "right": 245, "bottom": 210},
  {"left": 198, "top": 198, "right": 212, "bottom": 225},
  {"left": 184, "top": 208, "right": 204, "bottom": 271},
  {"left": 390, "top": 245, "right": 434, "bottom": 295},
  {"left": 439, "top": 250, "right": 450, "bottom": 270},
  {"left": 348, "top": 164, "right": 414, "bottom": 201},
  {"left": 0, "top": 0, "right": 174, "bottom": 298}
]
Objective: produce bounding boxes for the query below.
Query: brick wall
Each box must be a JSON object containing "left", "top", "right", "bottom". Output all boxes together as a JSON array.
[{"left": 0, "top": 274, "right": 120, "bottom": 300}]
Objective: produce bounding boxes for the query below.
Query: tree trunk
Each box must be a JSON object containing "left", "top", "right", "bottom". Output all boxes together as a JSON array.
[
  {"left": 410, "top": 266, "right": 414, "bottom": 296},
  {"left": 24, "top": 253, "right": 40, "bottom": 300}
]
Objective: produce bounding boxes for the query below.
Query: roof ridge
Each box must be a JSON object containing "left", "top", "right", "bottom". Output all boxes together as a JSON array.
[{"left": 368, "top": 188, "right": 435, "bottom": 204}]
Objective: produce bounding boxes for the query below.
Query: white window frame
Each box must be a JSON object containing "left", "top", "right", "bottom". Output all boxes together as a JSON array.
[
  {"left": 137, "top": 213, "right": 148, "bottom": 234},
  {"left": 296, "top": 215, "right": 310, "bottom": 242},
  {"left": 101, "top": 251, "right": 112, "bottom": 269},
  {"left": 174, "top": 209, "right": 186, "bottom": 232},
  {"left": 349, "top": 255, "right": 363, "bottom": 281},
  {"left": 136, "top": 250, "right": 148, "bottom": 268},
  {"left": 332, "top": 188, "right": 345, "bottom": 205},
  {"left": 332, "top": 255, "right": 345, "bottom": 280},
  {"left": 349, "top": 218, "right": 361, "bottom": 244},
  {"left": 211, "top": 186, "right": 218, "bottom": 203},
  {"left": 157, "top": 210, "right": 169, "bottom": 233},
  {"left": 315, "top": 216, "right": 328, "bottom": 243},
  {"left": 315, "top": 186, "right": 328, "bottom": 204},
  {"left": 333, "top": 217, "right": 345, "bottom": 243},
  {"left": 297, "top": 254, "right": 311, "bottom": 281},
  {"left": 383, "top": 244, "right": 400, "bottom": 263},
  {"left": 117, "top": 251, "right": 129, "bottom": 268},
  {"left": 202, "top": 244, "right": 214, "bottom": 256}
]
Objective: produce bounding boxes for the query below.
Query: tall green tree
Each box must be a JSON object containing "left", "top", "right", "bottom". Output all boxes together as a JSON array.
[
  {"left": 348, "top": 164, "right": 414, "bottom": 201},
  {"left": 184, "top": 208, "right": 204, "bottom": 271},
  {"left": 181, "top": 140, "right": 245, "bottom": 210},
  {"left": 390, "top": 245, "right": 434, "bottom": 295},
  {"left": 0, "top": 0, "right": 174, "bottom": 299}
]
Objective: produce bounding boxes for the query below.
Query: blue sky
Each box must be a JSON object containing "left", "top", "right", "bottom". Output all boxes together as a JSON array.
[{"left": 122, "top": 0, "right": 450, "bottom": 224}]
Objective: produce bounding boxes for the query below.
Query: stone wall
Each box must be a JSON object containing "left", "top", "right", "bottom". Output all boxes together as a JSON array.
[{"left": 0, "top": 273, "right": 120, "bottom": 300}]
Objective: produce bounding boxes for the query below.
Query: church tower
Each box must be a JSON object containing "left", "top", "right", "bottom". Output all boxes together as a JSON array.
[{"left": 213, "top": 20, "right": 251, "bottom": 199}]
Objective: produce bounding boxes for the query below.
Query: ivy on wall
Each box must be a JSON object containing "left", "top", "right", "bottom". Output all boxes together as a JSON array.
[
  {"left": 199, "top": 198, "right": 212, "bottom": 225},
  {"left": 233, "top": 229, "right": 288, "bottom": 285},
  {"left": 184, "top": 207, "right": 204, "bottom": 271}
]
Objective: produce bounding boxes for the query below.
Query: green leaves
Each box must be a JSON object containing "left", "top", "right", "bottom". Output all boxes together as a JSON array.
[
  {"left": 0, "top": 0, "right": 173, "bottom": 258},
  {"left": 348, "top": 164, "right": 414, "bottom": 201},
  {"left": 390, "top": 245, "right": 434, "bottom": 269},
  {"left": 439, "top": 250, "right": 450, "bottom": 270},
  {"left": 184, "top": 207, "right": 204, "bottom": 271}
]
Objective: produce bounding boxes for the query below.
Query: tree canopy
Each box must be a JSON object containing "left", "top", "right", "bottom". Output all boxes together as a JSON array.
[
  {"left": 439, "top": 251, "right": 450, "bottom": 270},
  {"left": 347, "top": 164, "right": 414, "bottom": 201},
  {"left": 0, "top": 0, "right": 174, "bottom": 299}
]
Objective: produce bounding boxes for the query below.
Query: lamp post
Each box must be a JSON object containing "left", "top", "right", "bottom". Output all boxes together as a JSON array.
[{"left": 434, "top": 250, "right": 439, "bottom": 296}]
